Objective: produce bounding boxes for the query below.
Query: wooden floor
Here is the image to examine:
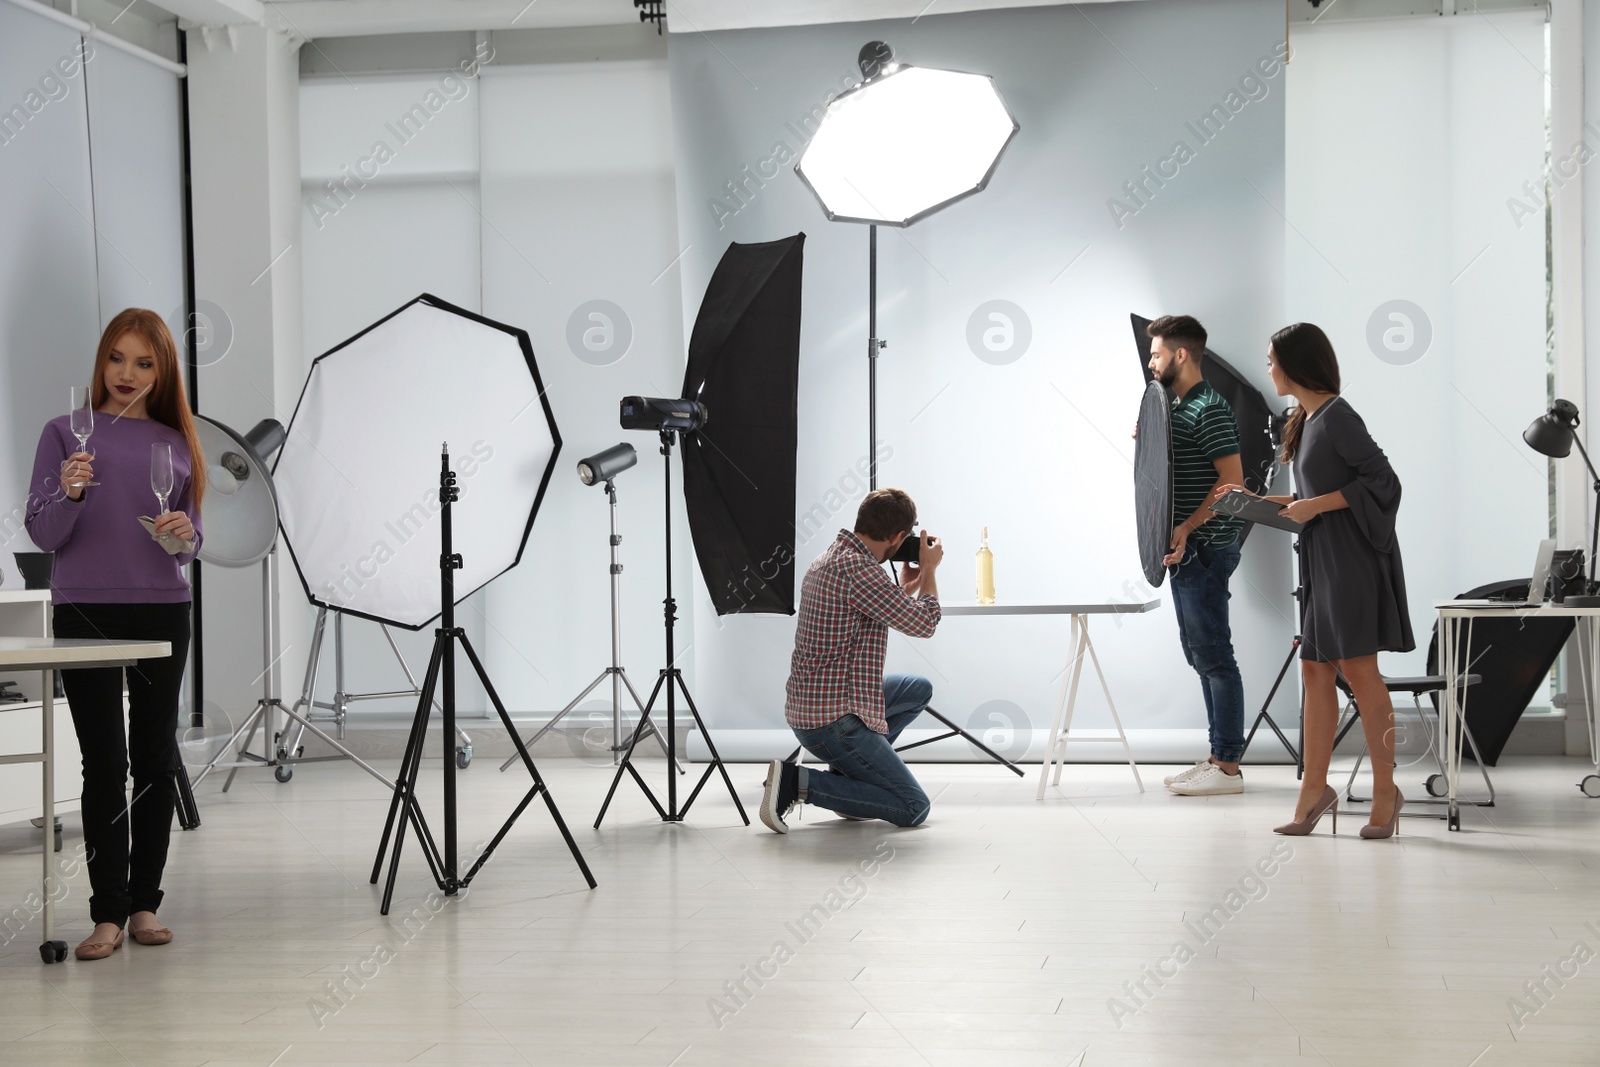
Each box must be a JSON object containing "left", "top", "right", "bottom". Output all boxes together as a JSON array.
[{"left": 1, "top": 754, "right": 1598, "bottom": 1066}]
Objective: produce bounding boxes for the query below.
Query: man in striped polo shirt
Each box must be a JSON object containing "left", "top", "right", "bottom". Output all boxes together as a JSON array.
[{"left": 1146, "top": 315, "right": 1247, "bottom": 796}]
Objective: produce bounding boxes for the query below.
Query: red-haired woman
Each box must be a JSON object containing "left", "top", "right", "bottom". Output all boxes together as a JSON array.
[{"left": 25, "top": 308, "right": 205, "bottom": 959}]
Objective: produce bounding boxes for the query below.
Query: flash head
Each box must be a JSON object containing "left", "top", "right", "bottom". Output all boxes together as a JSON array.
[
  {"left": 577, "top": 442, "right": 638, "bottom": 486},
  {"left": 620, "top": 396, "right": 709, "bottom": 433}
]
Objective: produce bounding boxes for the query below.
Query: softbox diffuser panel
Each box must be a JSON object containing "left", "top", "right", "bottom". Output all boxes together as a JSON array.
[
  {"left": 1134, "top": 381, "right": 1173, "bottom": 589},
  {"left": 1130, "top": 313, "right": 1276, "bottom": 547},
  {"left": 275, "top": 294, "right": 561, "bottom": 629},
  {"left": 682, "top": 235, "right": 805, "bottom": 615}
]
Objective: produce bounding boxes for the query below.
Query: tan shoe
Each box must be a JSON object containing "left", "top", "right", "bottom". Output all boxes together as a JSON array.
[
  {"left": 129, "top": 912, "right": 173, "bottom": 946},
  {"left": 74, "top": 925, "right": 125, "bottom": 960}
]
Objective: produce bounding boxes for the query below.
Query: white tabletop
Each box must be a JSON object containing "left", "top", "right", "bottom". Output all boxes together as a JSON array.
[
  {"left": 1436, "top": 600, "right": 1600, "bottom": 618},
  {"left": 939, "top": 600, "right": 1161, "bottom": 616},
  {"left": 0, "top": 637, "right": 172, "bottom": 669}
]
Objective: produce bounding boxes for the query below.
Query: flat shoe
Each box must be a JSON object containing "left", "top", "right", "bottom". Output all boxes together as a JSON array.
[
  {"left": 74, "top": 928, "right": 125, "bottom": 960},
  {"left": 130, "top": 924, "right": 172, "bottom": 946}
]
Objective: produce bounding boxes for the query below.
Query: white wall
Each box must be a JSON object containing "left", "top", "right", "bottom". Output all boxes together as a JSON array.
[
  {"left": 187, "top": 24, "right": 310, "bottom": 742},
  {"left": 475, "top": 60, "right": 690, "bottom": 727},
  {"left": 0, "top": 5, "right": 184, "bottom": 581},
  {"left": 0, "top": 7, "right": 100, "bottom": 569},
  {"left": 299, "top": 69, "right": 488, "bottom": 714},
  {"left": 298, "top": 53, "right": 688, "bottom": 726},
  {"left": 1285, "top": 13, "right": 1550, "bottom": 678},
  {"left": 667, "top": 0, "right": 1294, "bottom": 758}
]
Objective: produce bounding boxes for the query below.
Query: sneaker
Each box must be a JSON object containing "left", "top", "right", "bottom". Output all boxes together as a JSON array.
[
  {"left": 1163, "top": 759, "right": 1211, "bottom": 787},
  {"left": 1169, "top": 763, "right": 1244, "bottom": 796},
  {"left": 834, "top": 809, "right": 865, "bottom": 821},
  {"left": 759, "top": 759, "right": 800, "bottom": 833}
]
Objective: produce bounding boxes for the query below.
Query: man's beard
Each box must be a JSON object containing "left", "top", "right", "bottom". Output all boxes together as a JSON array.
[{"left": 1157, "top": 363, "right": 1178, "bottom": 388}]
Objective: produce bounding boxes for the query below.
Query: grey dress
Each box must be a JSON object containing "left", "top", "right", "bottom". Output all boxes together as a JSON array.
[{"left": 1293, "top": 396, "right": 1415, "bottom": 662}]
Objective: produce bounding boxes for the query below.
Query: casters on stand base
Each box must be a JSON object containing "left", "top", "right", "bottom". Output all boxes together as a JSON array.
[
  {"left": 39, "top": 940, "right": 67, "bottom": 964},
  {"left": 456, "top": 744, "right": 472, "bottom": 770},
  {"left": 1580, "top": 774, "right": 1600, "bottom": 798},
  {"left": 274, "top": 765, "right": 293, "bottom": 783},
  {"left": 1425, "top": 773, "right": 1447, "bottom": 798}
]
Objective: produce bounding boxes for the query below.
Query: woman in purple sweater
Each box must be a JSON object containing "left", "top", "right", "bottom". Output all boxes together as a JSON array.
[{"left": 25, "top": 308, "right": 205, "bottom": 961}]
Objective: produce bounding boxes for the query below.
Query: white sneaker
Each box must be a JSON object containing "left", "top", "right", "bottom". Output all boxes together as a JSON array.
[
  {"left": 1163, "top": 759, "right": 1211, "bottom": 787},
  {"left": 1169, "top": 763, "right": 1244, "bottom": 795}
]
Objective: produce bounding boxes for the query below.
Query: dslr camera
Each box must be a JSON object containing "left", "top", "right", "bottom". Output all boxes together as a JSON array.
[{"left": 891, "top": 526, "right": 926, "bottom": 564}]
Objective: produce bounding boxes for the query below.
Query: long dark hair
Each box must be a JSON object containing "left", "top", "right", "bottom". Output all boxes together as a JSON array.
[{"left": 1272, "top": 322, "right": 1341, "bottom": 462}]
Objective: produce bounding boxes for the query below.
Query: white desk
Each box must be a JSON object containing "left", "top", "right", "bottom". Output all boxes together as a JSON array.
[
  {"left": 1435, "top": 600, "right": 1600, "bottom": 831},
  {"left": 0, "top": 637, "right": 170, "bottom": 962},
  {"left": 941, "top": 600, "right": 1161, "bottom": 798}
]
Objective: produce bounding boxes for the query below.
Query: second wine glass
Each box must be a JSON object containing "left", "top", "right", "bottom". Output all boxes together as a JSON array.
[{"left": 151, "top": 442, "right": 174, "bottom": 515}]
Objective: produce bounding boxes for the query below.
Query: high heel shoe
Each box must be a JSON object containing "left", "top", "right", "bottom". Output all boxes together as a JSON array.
[
  {"left": 1273, "top": 785, "right": 1338, "bottom": 836},
  {"left": 1359, "top": 788, "right": 1404, "bottom": 839}
]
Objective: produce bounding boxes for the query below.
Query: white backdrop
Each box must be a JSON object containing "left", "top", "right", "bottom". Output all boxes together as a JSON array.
[
  {"left": 668, "top": 0, "right": 1295, "bottom": 759},
  {"left": 1284, "top": 13, "right": 1549, "bottom": 682},
  {"left": 299, "top": 57, "right": 688, "bottom": 725}
]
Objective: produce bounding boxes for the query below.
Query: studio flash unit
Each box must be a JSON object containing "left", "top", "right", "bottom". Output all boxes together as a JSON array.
[
  {"left": 619, "top": 395, "right": 708, "bottom": 433},
  {"left": 577, "top": 442, "right": 638, "bottom": 486}
]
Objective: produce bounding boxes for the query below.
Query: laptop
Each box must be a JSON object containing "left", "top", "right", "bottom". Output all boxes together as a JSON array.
[
  {"left": 1449, "top": 538, "right": 1557, "bottom": 609},
  {"left": 1526, "top": 538, "right": 1557, "bottom": 606}
]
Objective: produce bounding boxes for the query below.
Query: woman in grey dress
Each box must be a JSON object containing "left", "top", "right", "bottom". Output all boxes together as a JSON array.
[{"left": 1225, "top": 323, "right": 1414, "bottom": 838}]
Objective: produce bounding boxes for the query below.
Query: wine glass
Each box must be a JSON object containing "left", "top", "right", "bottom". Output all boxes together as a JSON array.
[
  {"left": 68, "top": 386, "right": 99, "bottom": 487},
  {"left": 151, "top": 442, "right": 174, "bottom": 516}
]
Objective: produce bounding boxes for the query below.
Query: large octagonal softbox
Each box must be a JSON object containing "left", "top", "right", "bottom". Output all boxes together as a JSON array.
[
  {"left": 275, "top": 294, "right": 561, "bottom": 629},
  {"left": 682, "top": 235, "right": 805, "bottom": 615},
  {"left": 1130, "top": 313, "right": 1276, "bottom": 549}
]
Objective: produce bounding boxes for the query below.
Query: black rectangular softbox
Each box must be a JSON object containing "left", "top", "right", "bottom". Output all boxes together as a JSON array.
[{"left": 681, "top": 235, "right": 805, "bottom": 615}]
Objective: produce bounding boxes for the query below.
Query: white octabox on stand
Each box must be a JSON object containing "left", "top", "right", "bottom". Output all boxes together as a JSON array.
[
  {"left": 186, "top": 415, "right": 399, "bottom": 794},
  {"left": 939, "top": 600, "right": 1160, "bottom": 798}
]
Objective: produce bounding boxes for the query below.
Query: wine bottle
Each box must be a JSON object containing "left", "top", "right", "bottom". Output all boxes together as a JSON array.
[{"left": 976, "top": 526, "right": 995, "bottom": 605}]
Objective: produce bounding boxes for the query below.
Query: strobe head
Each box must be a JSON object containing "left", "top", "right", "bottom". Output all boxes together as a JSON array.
[
  {"left": 577, "top": 442, "right": 638, "bottom": 486},
  {"left": 620, "top": 396, "right": 708, "bottom": 433}
]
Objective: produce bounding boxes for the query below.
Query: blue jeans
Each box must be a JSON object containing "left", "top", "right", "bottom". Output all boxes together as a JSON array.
[
  {"left": 1169, "top": 539, "right": 1246, "bottom": 763},
  {"left": 791, "top": 675, "right": 932, "bottom": 827}
]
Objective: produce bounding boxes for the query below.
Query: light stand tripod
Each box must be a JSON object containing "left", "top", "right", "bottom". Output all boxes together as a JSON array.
[
  {"left": 371, "top": 445, "right": 595, "bottom": 914},
  {"left": 1241, "top": 540, "right": 1306, "bottom": 774},
  {"left": 594, "top": 431, "right": 749, "bottom": 827},
  {"left": 280, "top": 607, "right": 474, "bottom": 781},
  {"left": 193, "top": 544, "right": 396, "bottom": 794},
  {"left": 500, "top": 476, "right": 680, "bottom": 772}
]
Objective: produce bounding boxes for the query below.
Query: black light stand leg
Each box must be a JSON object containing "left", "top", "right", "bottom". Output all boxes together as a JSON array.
[
  {"left": 891, "top": 706, "right": 1026, "bottom": 777},
  {"left": 372, "top": 445, "right": 595, "bottom": 912},
  {"left": 1242, "top": 635, "right": 1303, "bottom": 770},
  {"left": 595, "top": 672, "right": 670, "bottom": 828},
  {"left": 592, "top": 431, "right": 746, "bottom": 826},
  {"left": 667, "top": 671, "right": 748, "bottom": 823},
  {"left": 379, "top": 638, "right": 450, "bottom": 915},
  {"left": 371, "top": 639, "right": 443, "bottom": 885},
  {"left": 457, "top": 633, "right": 596, "bottom": 888},
  {"left": 173, "top": 760, "right": 201, "bottom": 830}
]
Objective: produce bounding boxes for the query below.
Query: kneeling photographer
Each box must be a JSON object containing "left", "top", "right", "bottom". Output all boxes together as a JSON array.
[{"left": 760, "top": 489, "right": 944, "bottom": 833}]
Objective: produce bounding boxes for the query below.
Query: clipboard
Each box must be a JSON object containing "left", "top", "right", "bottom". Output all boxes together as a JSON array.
[{"left": 1209, "top": 490, "right": 1304, "bottom": 534}]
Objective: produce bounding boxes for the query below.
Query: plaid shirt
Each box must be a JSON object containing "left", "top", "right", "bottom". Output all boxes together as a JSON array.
[{"left": 785, "top": 529, "right": 941, "bottom": 734}]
